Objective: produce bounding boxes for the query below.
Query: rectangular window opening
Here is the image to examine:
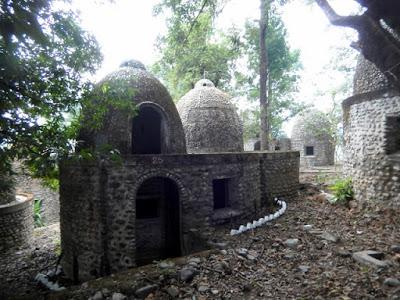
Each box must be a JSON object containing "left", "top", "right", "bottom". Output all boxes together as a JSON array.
[
  {"left": 213, "top": 178, "right": 230, "bottom": 210},
  {"left": 305, "top": 146, "right": 314, "bottom": 156},
  {"left": 386, "top": 116, "right": 400, "bottom": 155}
]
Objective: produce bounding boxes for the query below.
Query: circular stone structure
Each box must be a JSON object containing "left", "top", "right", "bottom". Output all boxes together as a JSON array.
[
  {"left": 343, "top": 55, "right": 400, "bottom": 206},
  {"left": 291, "top": 110, "right": 334, "bottom": 167},
  {"left": 0, "top": 193, "right": 34, "bottom": 254},
  {"left": 79, "top": 59, "right": 186, "bottom": 155},
  {"left": 177, "top": 79, "right": 243, "bottom": 153}
]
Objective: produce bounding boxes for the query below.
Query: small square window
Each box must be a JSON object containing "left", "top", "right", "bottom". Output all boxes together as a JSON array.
[
  {"left": 213, "top": 179, "right": 230, "bottom": 209},
  {"left": 305, "top": 146, "right": 314, "bottom": 156}
]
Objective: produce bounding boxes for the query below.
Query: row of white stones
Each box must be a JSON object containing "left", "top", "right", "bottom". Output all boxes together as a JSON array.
[{"left": 230, "top": 198, "right": 287, "bottom": 236}]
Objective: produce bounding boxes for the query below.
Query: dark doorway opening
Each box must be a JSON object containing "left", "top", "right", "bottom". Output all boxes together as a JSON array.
[
  {"left": 305, "top": 146, "right": 314, "bottom": 156},
  {"left": 254, "top": 141, "right": 260, "bottom": 151},
  {"left": 386, "top": 116, "right": 400, "bottom": 155},
  {"left": 213, "top": 178, "right": 230, "bottom": 210},
  {"left": 132, "top": 106, "right": 162, "bottom": 154},
  {"left": 135, "top": 177, "right": 180, "bottom": 265}
]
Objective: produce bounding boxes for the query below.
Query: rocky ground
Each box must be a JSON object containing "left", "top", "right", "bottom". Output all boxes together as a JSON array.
[
  {"left": 2, "top": 181, "right": 400, "bottom": 300},
  {"left": 0, "top": 223, "right": 60, "bottom": 299}
]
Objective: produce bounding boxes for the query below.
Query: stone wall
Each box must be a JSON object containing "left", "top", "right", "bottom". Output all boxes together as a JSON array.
[
  {"left": 291, "top": 112, "right": 335, "bottom": 168},
  {"left": 15, "top": 173, "right": 59, "bottom": 225},
  {"left": 60, "top": 151, "right": 299, "bottom": 281},
  {"left": 0, "top": 194, "right": 33, "bottom": 254},
  {"left": 342, "top": 89, "right": 400, "bottom": 206}
]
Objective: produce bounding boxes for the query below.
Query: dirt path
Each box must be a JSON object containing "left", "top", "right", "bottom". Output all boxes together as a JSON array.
[{"left": 3, "top": 184, "right": 400, "bottom": 299}]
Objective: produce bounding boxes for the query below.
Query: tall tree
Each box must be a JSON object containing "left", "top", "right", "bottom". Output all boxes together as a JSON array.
[
  {"left": 259, "top": 0, "right": 269, "bottom": 150},
  {"left": 152, "top": 0, "right": 241, "bottom": 100},
  {"left": 0, "top": 1, "right": 102, "bottom": 203},
  {"left": 315, "top": 0, "right": 400, "bottom": 91},
  {"left": 237, "top": 5, "right": 304, "bottom": 143}
]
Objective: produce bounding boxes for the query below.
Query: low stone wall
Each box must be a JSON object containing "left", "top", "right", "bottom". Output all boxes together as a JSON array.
[
  {"left": 0, "top": 193, "right": 34, "bottom": 254},
  {"left": 342, "top": 89, "right": 400, "bottom": 206},
  {"left": 15, "top": 174, "right": 59, "bottom": 225},
  {"left": 60, "top": 151, "right": 299, "bottom": 281}
]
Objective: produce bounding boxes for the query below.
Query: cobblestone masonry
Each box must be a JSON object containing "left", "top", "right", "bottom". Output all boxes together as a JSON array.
[
  {"left": 343, "top": 91, "right": 400, "bottom": 206},
  {"left": 78, "top": 60, "right": 186, "bottom": 155},
  {"left": 60, "top": 151, "right": 299, "bottom": 281},
  {"left": 0, "top": 194, "right": 33, "bottom": 254},
  {"left": 291, "top": 111, "right": 335, "bottom": 167},
  {"left": 177, "top": 79, "right": 243, "bottom": 153},
  {"left": 15, "top": 171, "right": 59, "bottom": 225},
  {"left": 342, "top": 55, "right": 400, "bottom": 206}
]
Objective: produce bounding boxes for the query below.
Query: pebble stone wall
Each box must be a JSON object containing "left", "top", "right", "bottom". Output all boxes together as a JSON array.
[
  {"left": 0, "top": 194, "right": 34, "bottom": 254},
  {"left": 177, "top": 79, "right": 243, "bottom": 153},
  {"left": 15, "top": 172, "right": 59, "bottom": 225},
  {"left": 60, "top": 151, "right": 299, "bottom": 281},
  {"left": 291, "top": 111, "right": 335, "bottom": 168},
  {"left": 343, "top": 57, "right": 400, "bottom": 206}
]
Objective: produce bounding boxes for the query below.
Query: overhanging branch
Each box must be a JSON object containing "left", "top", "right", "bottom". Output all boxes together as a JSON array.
[{"left": 315, "top": 0, "right": 362, "bottom": 28}]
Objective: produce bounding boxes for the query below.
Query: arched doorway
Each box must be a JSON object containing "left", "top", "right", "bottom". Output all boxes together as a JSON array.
[
  {"left": 132, "top": 106, "right": 164, "bottom": 154},
  {"left": 135, "top": 177, "right": 181, "bottom": 265}
]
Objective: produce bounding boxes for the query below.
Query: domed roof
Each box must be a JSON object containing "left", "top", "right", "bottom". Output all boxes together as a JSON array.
[
  {"left": 79, "top": 60, "right": 186, "bottom": 154},
  {"left": 176, "top": 79, "right": 243, "bottom": 153},
  {"left": 353, "top": 55, "right": 390, "bottom": 95},
  {"left": 291, "top": 110, "right": 331, "bottom": 141}
]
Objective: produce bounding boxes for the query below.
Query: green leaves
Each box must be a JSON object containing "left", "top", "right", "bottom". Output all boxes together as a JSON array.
[
  {"left": 152, "top": 0, "right": 240, "bottom": 100},
  {"left": 0, "top": 0, "right": 102, "bottom": 184},
  {"left": 329, "top": 178, "right": 354, "bottom": 205}
]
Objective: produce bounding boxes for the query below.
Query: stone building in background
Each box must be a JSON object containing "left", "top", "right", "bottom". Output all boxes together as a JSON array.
[
  {"left": 177, "top": 79, "right": 243, "bottom": 153},
  {"left": 291, "top": 110, "right": 335, "bottom": 168},
  {"left": 342, "top": 56, "right": 400, "bottom": 206},
  {"left": 60, "top": 60, "right": 300, "bottom": 281}
]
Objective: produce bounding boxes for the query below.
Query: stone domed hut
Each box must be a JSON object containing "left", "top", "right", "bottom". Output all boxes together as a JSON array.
[
  {"left": 177, "top": 79, "right": 243, "bottom": 153},
  {"left": 60, "top": 61, "right": 300, "bottom": 282},
  {"left": 78, "top": 59, "right": 186, "bottom": 155},
  {"left": 291, "top": 110, "right": 335, "bottom": 167},
  {"left": 342, "top": 56, "right": 400, "bottom": 205}
]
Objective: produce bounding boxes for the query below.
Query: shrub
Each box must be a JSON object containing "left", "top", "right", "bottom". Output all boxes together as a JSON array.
[
  {"left": 329, "top": 178, "right": 354, "bottom": 205},
  {"left": 33, "top": 198, "right": 44, "bottom": 227}
]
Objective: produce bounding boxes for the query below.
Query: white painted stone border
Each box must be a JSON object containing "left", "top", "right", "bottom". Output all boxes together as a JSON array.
[{"left": 230, "top": 198, "right": 287, "bottom": 235}]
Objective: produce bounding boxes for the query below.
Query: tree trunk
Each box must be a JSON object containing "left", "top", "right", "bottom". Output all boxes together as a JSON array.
[
  {"left": 259, "top": 0, "right": 269, "bottom": 150},
  {"left": 315, "top": 0, "right": 400, "bottom": 91}
]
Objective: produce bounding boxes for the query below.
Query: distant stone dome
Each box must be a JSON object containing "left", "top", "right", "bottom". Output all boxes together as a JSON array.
[
  {"left": 177, "top": 79, "right": 243, "bottom": 153},
  {"left": 353, "top": 55, "right": 390, "bottom": 95},
  {"left": 291, "top": 110, "right": 334, "bottom": 167},
  {"left": 79, "top": 59, "right": 186, "bottom": 154}
]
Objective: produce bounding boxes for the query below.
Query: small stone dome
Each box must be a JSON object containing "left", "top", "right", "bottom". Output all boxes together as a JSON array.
[
  {"left": 353, "top": 55, "right": 390, "bottom": 95},
  {"left": 291, "top": 110, "right": 334, "bottom": 167},
  {"left": 79, "top": 60, "right": 186, "bottom": 155},
  {"left": 177, "top": 79, "right": 243, "bottom": 153}
]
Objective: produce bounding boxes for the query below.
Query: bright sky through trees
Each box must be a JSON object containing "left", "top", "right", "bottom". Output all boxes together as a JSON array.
[{"left": 72, "top": 0, "right": 360, "bottom": 134}]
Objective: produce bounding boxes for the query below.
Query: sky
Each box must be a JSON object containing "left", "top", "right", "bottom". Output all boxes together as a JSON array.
[{"left": 72, "top": 0, "right": 360, "bottom": 135}]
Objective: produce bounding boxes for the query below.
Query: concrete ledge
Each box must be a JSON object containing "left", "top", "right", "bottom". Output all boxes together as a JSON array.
[
  {"left": 342, "top": 88, "right": 400, "bottom": 109},
  {"left": 0, "top": 193, "right": 33, "bottom": 215}
]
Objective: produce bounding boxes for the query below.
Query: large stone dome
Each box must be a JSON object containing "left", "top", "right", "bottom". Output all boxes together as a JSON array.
[
  {"left": 79, "top": 60, "right": 186, "bottom": 154},
  {"left": 353, "top": 55, "right": 390, "bottom": 95},
  {"left": 176, "top": 79, "right": 243, "bottom": 153}
]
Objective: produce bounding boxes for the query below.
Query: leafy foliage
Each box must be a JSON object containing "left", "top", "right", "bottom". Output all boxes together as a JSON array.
[
  {"left": 33, "top": 198, "right": 44, "bottom": 228},
  {"left": 236, "top": 7, "right": 305, "bottom": 141},
  {"left": 152, "top": 0, "right": 241, "bottom": 100},
  {"left": 329, "top": 178, "right": 354, "bottom": 205},
  {"left": 0, "top": 0, "right": 102, "bottom": 191}
]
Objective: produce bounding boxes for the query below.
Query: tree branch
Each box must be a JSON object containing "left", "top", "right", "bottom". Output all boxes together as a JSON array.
[
  {"left": 315, "top": 0, "right": 362, "bottom": 28},
  {"left": 183, "top": 0, "right": 209, "bottom": 44}
]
